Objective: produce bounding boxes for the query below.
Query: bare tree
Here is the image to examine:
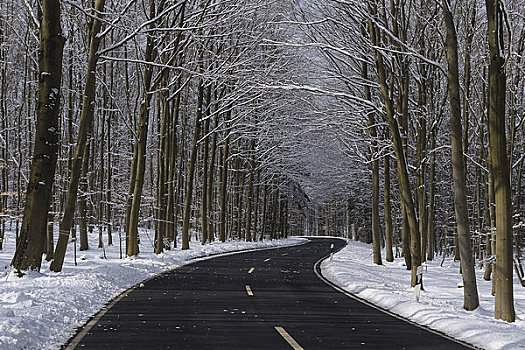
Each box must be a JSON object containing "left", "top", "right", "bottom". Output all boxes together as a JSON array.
[{"left": 12, "top": 0, "right": 65, "bottom": 272}]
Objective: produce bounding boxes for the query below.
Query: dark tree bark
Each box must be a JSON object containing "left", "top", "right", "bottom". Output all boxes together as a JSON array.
[
  {"left": 245, "top": 139, "right": 256, "bottom": 242},
  {"left": 219, "top": 127, "right": 230, "bottom": 242},
  {"left": 485, "top": 0, "right": 515, "bottom": 322},
  {"left": 384, "top": 153, "right": 394, "bottom": 262},
  {"left": 50, "top": 0, "right": 106, "bottom": 272},
  {"left": 181, "top": 78, "right": 204, "bottom": 250},
  {"left": 12, "top": 0, "right": 65, "bottom": 272},
  {"left": 126, "top": 0, "right": 160, "bottom": 256}
]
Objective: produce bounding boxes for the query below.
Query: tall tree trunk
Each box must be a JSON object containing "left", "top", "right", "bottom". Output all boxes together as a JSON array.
[
  {"left": 485, "top": 0, "right": 515, "bottom": 322},
  {"left": 207, "top": 114, "right": 219, "bottom": 242},
  {"left": 219, "top": 128, "right": 230, "bottom": 242},
  {"left": 50, "top": 0, "right": 105, "bottom": 272},
  {"left": 245, "top": 139, "right": 256, "bottom": 242},
  {"left": 200, "top": 87, "right": 211, "bottom": 244},
  {"left": 253, "top": 171, "right": 260, "bottom": 241},
  {"left": 166, "top": 85, "right": 181, "bottom": 245},
  {"left": 270, "top": 185, "right": 279, "bottom": 240},
  {"left": 236, "top": 168, "right": 246, "bottom": 240},
  {"left": 363, "top": 55, "right": 382, "bottom": 264},
  {"left": 261, "top": 182, "right": 268, "bottom": 241},
  {"left": 106, "top": 85, "right": 113, "bottom": 246},
  {"left": 370, "top": 121, "right": 382, "bottom": 264},
  {"left": 484, "top": 110, "right": 495, "bottom": 281},
  {"left": 417, "top": 84, "right": 427, "bottom": 262},
  {"left": 368, "top": 7, "right": 421, "bottom": 285},
  {"left": 384, "top": 153, "right": 394, "bottom": 262},
  {"left": 12, "top": 0, "right": 65, "bottom": 272},
  {"left": 443, "top": 1, "right": 479, "bottom": 310},
  {"left": 78, "top": 140, "right": 91, "bottom": 251},
  {"left": 181, "top": 79, "right": 204, "bottom": 250},
  {"left": 155, "top": 78, "right": 169, "bottom": 254},
  {"left": 427, "top": 131, "right": 436, "bottom": 261},
  {"left": 126, "top": 0, "right": 159, "bottom": 257}
]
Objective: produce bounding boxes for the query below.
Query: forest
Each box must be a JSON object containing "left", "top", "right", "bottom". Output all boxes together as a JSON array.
[{"left": 0, "top": 0, "right": 524, "bottom": 325}]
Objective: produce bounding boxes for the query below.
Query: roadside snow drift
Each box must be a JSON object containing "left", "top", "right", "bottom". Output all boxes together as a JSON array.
[
  {"left": 321, "top": 240, "right": 525, "bottom": 350},
  {"left": 0, "top": 228, "right": 306, "bottom": 350}
]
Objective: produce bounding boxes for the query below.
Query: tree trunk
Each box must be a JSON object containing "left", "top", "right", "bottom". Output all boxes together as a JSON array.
[
  {"left": 106, "top": 85, "right": 113, "bottom": 246},
  {"left": 427, "top": 131, "right": 436, "bottom": 261},
  {"left": 50, "top": 0, "right": 105, "bottom": 272},
  {"left": 207, "top": 114, "right": 219, "bottom": 242},
  {"left": 384, "top": 153, "right": 394, "bottom": 262},
  {"left": 443, "top": 0, "right": 479, "bottom": 310},
  {"left": 417, "top": 86, "right": 427, "bottom": 262},
  {"left": 485, "top": 0, "right": 515, "bottom": 322},
  {"left": 45, "top": 210, "right": 54, "bottom": 261},
  {"left": 363, "top": 56, "right": 382, "bottom": 264},
  {"left": 166, "top": 86, "right": 181, "bottom": 245},
  {"left": 126, "top": 0, "right": 159, "bottom": 257},
  {"left": 261, "top": 182, "right": 268, "bottom": 241},
  {"left": 219, "top": 125, "right": 230, "bottom": 242},
  {"left": 200, "top": 88, "right": 211, "bottom": 244},
  {"left": 253, "top": 171, "right": 260, "bottom": 241},
  {"left": 368, "top": 6, "right": 420, "bottom": 285},
  {"left": 181, "top": 79, "right": 204, "bottom": 250},
  {"left": 155, "top": 78, "right": 169, "bottom": 254},
  {"left": 12, "top": 0, "right": 65, "bottom": 272},
  {"left": 78, "top": 140, "right": 91, "bottom": 251},
  {"left": 270, "top": 185, "right": 279, "bottom": 240},
  {"left": 245, "top": 139, "right": 256, "bottom": 242}
]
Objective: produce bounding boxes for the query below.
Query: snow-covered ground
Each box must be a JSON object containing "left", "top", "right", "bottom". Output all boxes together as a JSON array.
[
  {"left": 322, "top": 240, "right": 525, "bottom": 350},
  {"left": 0, "top": 227, "right": 306, "bottom": 350},
  {"left": 3, "top": 229, "right": 523, "bottom": 350}
]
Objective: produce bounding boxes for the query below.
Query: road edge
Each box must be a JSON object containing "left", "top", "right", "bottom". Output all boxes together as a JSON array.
[
  {"left": 313, "top": 246, "right": 481, "bottom": 350},
  {"left": 62, "top": 238, "right": 309, "bottom": 349}
]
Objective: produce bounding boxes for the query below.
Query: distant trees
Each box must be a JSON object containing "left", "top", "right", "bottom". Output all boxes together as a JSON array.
[
  {"left": 5, "top": 0, "right": 302, "bottom": 273},
  {"left": 289, "top": 0, "right": 524, "bottom": 322}
]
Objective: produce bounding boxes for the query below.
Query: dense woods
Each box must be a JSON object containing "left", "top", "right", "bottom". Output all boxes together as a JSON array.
[{"left": 0, "top": 0, "right": 524, "bottom": 323}]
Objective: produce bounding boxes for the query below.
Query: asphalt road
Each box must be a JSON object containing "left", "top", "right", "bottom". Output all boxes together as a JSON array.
[{"left": 66, "top": 238, "right": 474, "bottom": 349}]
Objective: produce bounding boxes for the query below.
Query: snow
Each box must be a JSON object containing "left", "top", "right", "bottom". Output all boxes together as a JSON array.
[
  {"left": 3, "top": 229, "right": 524, "bottom": 350},
  {"left": 321, "top": 240, "right": 525, "bottom": 350},
  {"left": 0, "top": 226, "right": 306, "bottom": 350}
]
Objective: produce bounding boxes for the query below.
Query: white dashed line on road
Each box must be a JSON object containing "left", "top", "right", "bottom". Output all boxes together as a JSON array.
[
  {"left": 245, "top": 285, "right": 254, "bottom": 296},
  {"left": 274, "top": 326, "right": 304, "bottom": 350}
]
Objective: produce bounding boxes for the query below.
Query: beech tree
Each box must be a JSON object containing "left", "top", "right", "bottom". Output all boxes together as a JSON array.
[
  {"left": 1, "top": 0, "right": 524, "bottom": 326},
  {"left": 442, "top": 0, "right": 479, "bottom": 310},
  {"left": 485, "top": 0, "right": 515, "bottom": 322},
  {"left": 50, "top": 0, "right": 107, "bottom": 272},
  {"left": 12, "top": 0, "right": 65, "bottom": 272}
]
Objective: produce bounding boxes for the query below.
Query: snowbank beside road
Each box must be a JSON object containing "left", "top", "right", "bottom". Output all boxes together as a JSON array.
[
  {"left": 321, "top": 240, "right": 525, "bottom": 350},
  {"left": 0, "top": 229, "right": 305, "bottom": 350}
]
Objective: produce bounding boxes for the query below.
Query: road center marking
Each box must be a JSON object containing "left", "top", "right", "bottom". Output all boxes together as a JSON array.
[
  {"left": 248, "top": 267, "right": 255, "bottom": 274},
  {"left": 275, "top": 326, "right": 304, "bottom": 350},
  {"left": 245, "top": 285, "right": 254, "bottom": 296},
  {"left": 264, "top": 258, "right": 271, "bottom": 262}
]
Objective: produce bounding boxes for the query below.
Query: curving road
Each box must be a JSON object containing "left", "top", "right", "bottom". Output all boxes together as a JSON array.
[{"left": 65, "top": 238, "right": 475, "bottom": 349}]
